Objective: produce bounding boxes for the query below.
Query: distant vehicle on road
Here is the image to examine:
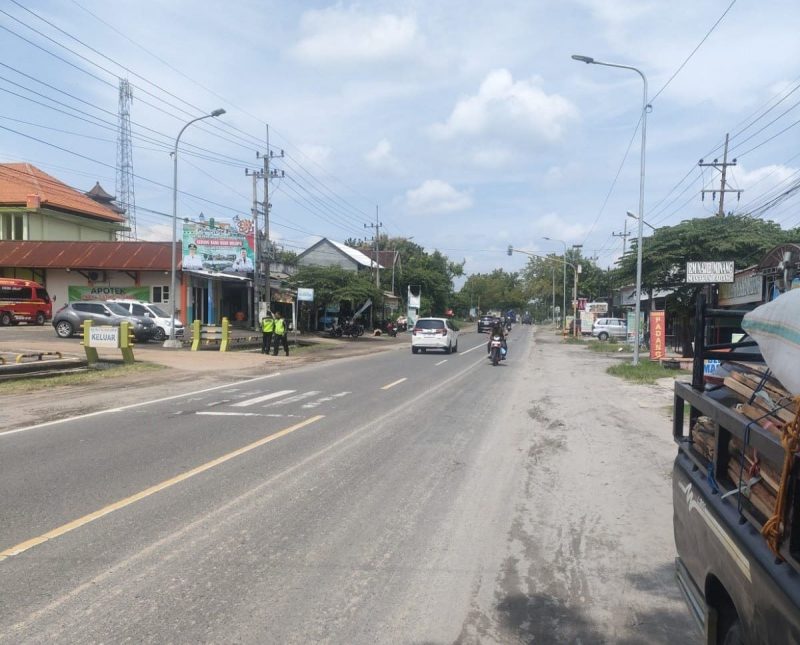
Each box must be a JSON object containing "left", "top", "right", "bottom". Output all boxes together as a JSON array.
[
  {"left": 411, "top": 317, "right": 459, "bottom": 354},
  {"left": 0, "top": 278, "right": 52, "bottom": 326},
  {"left": 521, "top": 313, "right": 532, "bottom": 325},
  {"left": 477, "top": 315, "right": 498, "bottom": 333},
  {"left": 52, "top": 302, "right": 155, "bottom": 341}
]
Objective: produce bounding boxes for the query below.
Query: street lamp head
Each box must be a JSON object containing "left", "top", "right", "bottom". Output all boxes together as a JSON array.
[
  {"left": 210, "top": 108, "right": 226, "bottom": 117},
  {"left": 626, "top": 210, "right": 638, "bottom": 219},
  {"left": 507, "top": 245, "right": 513, "bottom": 256},
  {"left": 571, "top": 54, "right": 595, "bottom": 64}
]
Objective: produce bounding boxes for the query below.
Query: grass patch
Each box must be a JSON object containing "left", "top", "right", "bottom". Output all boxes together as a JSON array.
[
  {"left": 586, "top": 339, "right": 630, "bottom": 353},
  {"left": 607, "top": 360, "right": 690, "bottom": 384},
  {"left": 563, "top": 336, "right": 587, "bottom": 345},
  {"left": 0, "top": 361, "right": 166, "bottom": 394}
]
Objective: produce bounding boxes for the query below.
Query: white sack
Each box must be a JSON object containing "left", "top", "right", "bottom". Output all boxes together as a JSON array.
[{"left": 742, "top": 288, "right": 800, "bottom": 395}]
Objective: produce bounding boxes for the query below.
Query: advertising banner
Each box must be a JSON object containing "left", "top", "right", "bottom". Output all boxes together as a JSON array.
[
  {"left": 626, "top": 311, "right": 644, "bottom": 345},
  {"left": 68, "top": 286, "right": 150, "bottom": 301},
  {"left": 182, "top": 216, "right": 255, "bottom": 273},
  {"left": 649, "top": 310, "right": 666, "bottom": 360}
]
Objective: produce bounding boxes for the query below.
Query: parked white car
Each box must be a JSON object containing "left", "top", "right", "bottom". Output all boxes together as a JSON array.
[
  {"left": 591, "top": 317, "right": 627, "bottom": 341},
  {"left": 108, "top": 299, "right": 184, "bottom": 341},
  {"left": 411, "top": 317, "right": 459, "bottom": 354}
]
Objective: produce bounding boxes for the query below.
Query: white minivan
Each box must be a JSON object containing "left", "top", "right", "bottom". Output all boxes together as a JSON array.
[
  {"left": 108, "top": 299, "right": 184, "bottom": 341},
  {"left": 592, "top": 317, "right": 627, "bottom": 341}
]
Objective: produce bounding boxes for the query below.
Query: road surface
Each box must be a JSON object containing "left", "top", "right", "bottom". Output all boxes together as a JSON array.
[{"left": 0, "top": 326, "right": 697, "bottom": 643}]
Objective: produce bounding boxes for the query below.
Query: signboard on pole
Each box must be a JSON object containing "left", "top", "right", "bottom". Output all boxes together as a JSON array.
[
  {"left": 686, "top": 261, "right": 735, "bottom": 283},
  {"left": 87, "top": 325, "right": 120, "bottom": 348},
  {"left": 297, "top": 288, "right": 314, "bottom": 302},
  {"left": 649, "top": 310, "right": 666, "bottom": 360}
]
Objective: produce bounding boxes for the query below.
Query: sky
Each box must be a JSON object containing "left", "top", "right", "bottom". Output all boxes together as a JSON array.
[{"left": 1, "top": 0, "right": 799, "bottom": 284}]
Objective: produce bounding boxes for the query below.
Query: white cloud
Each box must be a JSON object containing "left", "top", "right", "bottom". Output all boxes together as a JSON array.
[
  {"left": 405, "top": 180, "right": 473, "bottom": 214},
  {"left": 536, "top": 212, "right": 590, "bottom": 242},
  {"left": 430, "top": 69, "right": 577, "bottom": 143},
  {"left": 365, "top": 138, "right": 403, "bottom": 174},
  {"left": 291, "top": 8, "right": 418, "bottom": 64},
  {"left": 297, "top": 144, "right": 332, "bottom": 169}
]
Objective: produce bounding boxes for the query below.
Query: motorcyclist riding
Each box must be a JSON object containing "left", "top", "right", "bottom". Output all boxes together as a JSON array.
[{"left": 487, "top": 319, "right": 508, "bottom": 359}]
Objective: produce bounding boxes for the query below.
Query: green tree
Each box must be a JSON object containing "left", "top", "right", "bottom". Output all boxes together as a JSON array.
[
  {"left": 616, "top": 215, "right": 789, "bottom": 355},
  {"left": 289, "top": 265, "right": 380, "bottom": 329}
]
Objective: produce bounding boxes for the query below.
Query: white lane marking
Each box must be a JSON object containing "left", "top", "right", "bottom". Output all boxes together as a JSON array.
[
  {"left": 263, "top": 391, "right": 321, "bottom": 407},
  {"left": 435, "top": 359, "right": 448, "bottom": 366},
  {"left": 302, "top": 391, "right": 351, "bottom": 409},
  {"left": 206, "top": 399, "right": 232, "bottom": 407},
  {"left": 196, "top": 412, "right": 261, "bottom": 417},
  {"left": 0, "top": 373, "right": 284, "bottom": 437},
  {"left": 381, "top": 378, "right": 407, "bottom": 390},
  {"left": 232, "top": 390, "right": 295, "bottom": 407},
  {"left": 460, "top": 342, "right": 487, "bottom": 355}
]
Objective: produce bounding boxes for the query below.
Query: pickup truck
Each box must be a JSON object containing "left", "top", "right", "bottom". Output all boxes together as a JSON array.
[{"left": 672, "top": 295, "right": 800, "bottom": 644}]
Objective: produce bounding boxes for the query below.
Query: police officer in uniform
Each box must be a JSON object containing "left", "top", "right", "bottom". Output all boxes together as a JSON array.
[
  {"left": 261, "top": 312, "right": 275, "bottom": 354},
  {"left": 272, "top": 311, "right": 289, "bottom": 356}
]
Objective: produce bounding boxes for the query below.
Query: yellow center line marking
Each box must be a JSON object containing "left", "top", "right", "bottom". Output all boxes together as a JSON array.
[
  {"left": 381, "top": 377, "right": 407, "bottom": 390},
  {"left": 0, "top": 415, "right": 325, "bottom": 561}
]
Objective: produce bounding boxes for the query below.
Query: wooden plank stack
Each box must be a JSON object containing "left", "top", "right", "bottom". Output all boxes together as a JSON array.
[{"left": 688, "top": 363, "right": 797, "bottom": 522}]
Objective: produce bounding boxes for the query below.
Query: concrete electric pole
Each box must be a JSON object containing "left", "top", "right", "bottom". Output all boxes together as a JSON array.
[{"left": 700, "top": 133, "right": 742, "bottom": 217}]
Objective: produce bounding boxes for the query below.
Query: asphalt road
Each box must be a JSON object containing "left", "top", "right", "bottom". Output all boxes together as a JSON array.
[{"left": 0, "top": 326, "right": 698, "bottom": 643}]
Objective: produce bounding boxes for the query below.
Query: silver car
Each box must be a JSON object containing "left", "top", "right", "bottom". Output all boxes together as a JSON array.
[
  {"left": 52, "top": 301, "right": 156, "bottom": 341},
  {"left": 591, "top": 317, "right": 627, "bottom": 341}
]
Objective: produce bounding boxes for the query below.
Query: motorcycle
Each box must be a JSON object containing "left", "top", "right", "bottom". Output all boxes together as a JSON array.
[
  {"left": 327, "top": 321, "right": 343, "bottom": 338},
  {"left": 385, "top": 321, "right": 397, "bottom": 337},
  {"left": 489, "top": 334, "right": 505, "bottom": 366},
  {"left": 340, "top": 319, "right": 364, "bottom": 338}
]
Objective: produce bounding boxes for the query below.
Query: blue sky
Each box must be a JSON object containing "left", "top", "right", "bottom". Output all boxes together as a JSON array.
[{"left": 1, "top": 0, "right": 798, "bottom": 280}]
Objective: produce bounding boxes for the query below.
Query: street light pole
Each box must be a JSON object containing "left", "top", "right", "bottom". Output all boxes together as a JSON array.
[
  {"left": 165, "top": 109, "right": 225, "bottom": 348},
  {"left": 509, "top": 245, "right": 576, "bottom": 329},
  {"left": 543, "top": 237, "right": 567, "bottom": 334},
  {"left": 572, "top": 54, "right": 648, "bottom": 365}
]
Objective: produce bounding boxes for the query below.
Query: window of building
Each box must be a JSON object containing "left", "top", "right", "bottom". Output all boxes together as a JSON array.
[
  {"left": 152, "top": 286, "right": 169, "bottom": 304},
  {"left": 1, "top": 213, "right": 26, "bottom": 240}
]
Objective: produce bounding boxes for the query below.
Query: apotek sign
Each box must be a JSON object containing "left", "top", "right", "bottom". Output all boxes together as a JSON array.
[{"left": 686, "top": 261, "right": 735, "bottom": 283}]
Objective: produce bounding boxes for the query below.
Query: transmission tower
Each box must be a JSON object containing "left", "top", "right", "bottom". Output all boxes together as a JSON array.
[{"left": 116, "top": 78, "right": 137, "bottom": 239}]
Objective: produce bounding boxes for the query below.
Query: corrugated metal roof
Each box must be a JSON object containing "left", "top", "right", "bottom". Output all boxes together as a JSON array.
[
  {"left": 327, "top": 239, "right": 382, "bottom": 269},
  {"left": 0, "top": 163, "right": 125, "bottom": 222},
  {"left": 0, "top": 241, "right": 176, "bottom": 270}
]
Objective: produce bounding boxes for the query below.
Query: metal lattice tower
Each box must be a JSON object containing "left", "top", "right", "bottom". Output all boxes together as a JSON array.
[{"left": 116, "top": 78, "right": 137, "bottom": 240}]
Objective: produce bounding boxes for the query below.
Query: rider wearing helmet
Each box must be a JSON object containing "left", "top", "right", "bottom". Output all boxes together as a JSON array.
[{"left": 487, "top": 318, "right": 508, "bottom": 359}]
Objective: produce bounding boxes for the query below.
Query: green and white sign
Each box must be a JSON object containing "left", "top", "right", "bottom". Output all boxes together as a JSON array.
[{"left": 69, "top": 286, "right": 150, "bottom": 301}]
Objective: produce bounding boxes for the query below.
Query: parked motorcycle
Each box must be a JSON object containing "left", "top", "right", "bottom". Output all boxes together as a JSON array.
[
  {"left": 385, "top": 321, "right": 397, "bottom": 337},
  {"left": 340, "top": 319, "right": 364, "bottom": 338},
  {"left": 489, "top": 334, "right": 505, "bottom": 366},
  {"left": 327, "top": 321, "right": 343, "bottom": 338}
]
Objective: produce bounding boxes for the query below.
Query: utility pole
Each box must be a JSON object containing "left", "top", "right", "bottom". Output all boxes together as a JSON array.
[
  {"left": 256, "top": 125, "right": 284, "bottom": 319},
  {"left": 364, "top": 206, "right": 383, "bottom": 328},
  {"left": 612, "top": 219, "right": 630, "bottom": 254},
  {"left": 245, "top": 166, "right": 263, "bottom": 330},
  {"left": 364, "top": 206, "right": 383, "bottom": 289},
  {"left": 700, "top": 133, "right": 741, "bottom": 217}
]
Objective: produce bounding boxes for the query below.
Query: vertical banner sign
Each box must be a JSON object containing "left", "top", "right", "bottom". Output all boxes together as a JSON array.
[
  {"left": 649, "top": 310, "right": 666, "bottom": 360},
  {"left": 407, "top": 286, "right": 421, "bottom": 329}
]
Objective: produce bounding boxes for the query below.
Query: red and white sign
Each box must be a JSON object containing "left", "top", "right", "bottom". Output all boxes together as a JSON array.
[{"left": 649, "top": 311, "right": 666, "bottom": 361}]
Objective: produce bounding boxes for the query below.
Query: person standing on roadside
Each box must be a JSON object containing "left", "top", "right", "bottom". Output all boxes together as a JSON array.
[
  {"left": 272, "top": 311, "right": 289, "bottom": 356},
  {"left": 261, "top": 312, "right": 275, "bottom": 354}
]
